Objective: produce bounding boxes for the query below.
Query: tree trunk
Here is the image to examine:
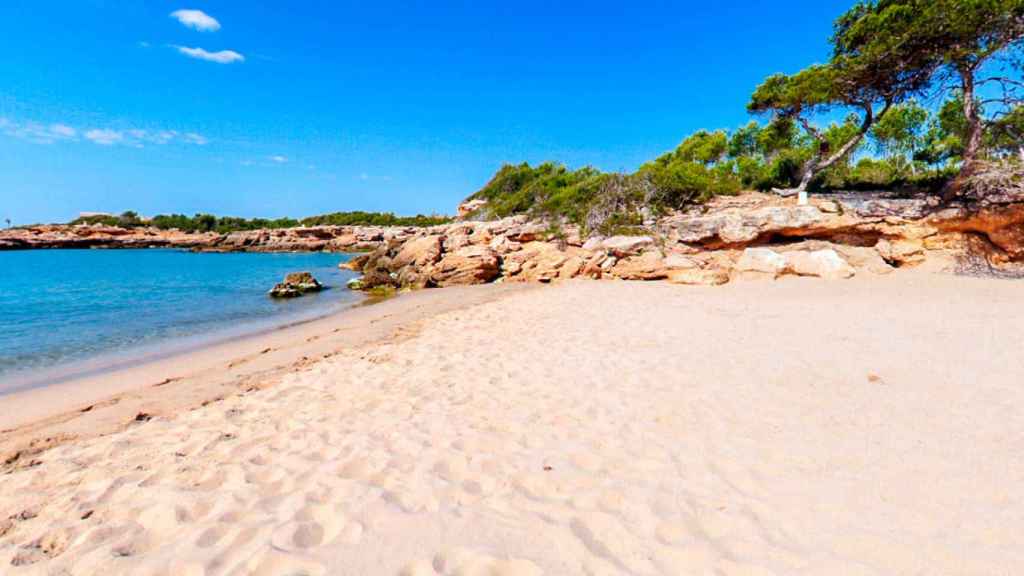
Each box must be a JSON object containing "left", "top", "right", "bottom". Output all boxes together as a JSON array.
[
  {"left": 961, "top": 72, "right": 985, "bottom": 174},
  {"left": 944, "top": 66, "right": 985, "bottom": 200},
  {"left": 774, "top": 103, "right": 885, "bottom": 197}
]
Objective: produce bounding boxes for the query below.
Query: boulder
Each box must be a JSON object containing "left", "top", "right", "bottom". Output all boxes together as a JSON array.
[
  {"left": 735, "top": 248, "right": 788, "bottom": 278},
  {"left": 785, "top": 249, "right": 856, "bottom": 280},
  {"left": 778, "top": 240, "right": 893, "bottom": 275},
  {"left": 339, "top": 253, "right": 370, "bottom": 272},
  {"left": 663, "top": 253, "right": 701, "bottom": 270},
  {"left": 503, "top": 242, "right": 580, "bottom": 282},
  {"left": 667, "top": 268, "right": 730, "bottom": 286},
  {"left": 391, "top": 235, "right": 443, "bottom": 269},
  {"left": 269, "top": 272, "right": 323, "bottom": 298},
  {"left": 430, "top": 245, "right": 501, "bottom": 287},
  {"left": 457, "top": 198, "right": 488, "bottom": 219},
  {"left": 610, "top": 251, "right": 669, "bottom": 280},
  {"left": 581, "top": 236, "right": 605, "bottom": 251},
  {"left": 876, "top": 238, "right": 926, "bottom": 266},
  {"left": 601, "top": 236, "right": 655, "bottom": 257}
]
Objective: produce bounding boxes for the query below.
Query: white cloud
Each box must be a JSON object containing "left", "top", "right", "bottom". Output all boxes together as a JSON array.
[
  {"left": 269, "top": 155, "right": 288, "bottom": 163},
  {"left": 85, "top": 129, "right": 124, "bottom": 145},
  {"left": 2, "top": 121, "right": 79, "bottom": 144},
  {"left": 174, "top": 46, "right": 244, "bottom": 64},
  {"left": 50, "top": 124, "right": 76, "bottom": 138},
  {"left": 170, "top": 9, "right": 221, "bottom": 32},
  {"left": 3, "top": 118, "right": 209, "bottom": 148}
]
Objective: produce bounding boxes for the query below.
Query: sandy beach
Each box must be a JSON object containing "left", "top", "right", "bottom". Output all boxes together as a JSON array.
[{"left": 1, "top": 273, "right": 1022, "bottom": 575}]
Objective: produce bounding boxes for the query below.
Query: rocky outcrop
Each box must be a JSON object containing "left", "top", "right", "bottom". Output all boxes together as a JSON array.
[
  {"left": 431, "top": 246, "right": 501, "bottom": 286},
  {"left": 344, "top": 189, "right": 1024, "bottom": 291},
  {"left": 0, "top": 224, "right": 421, "bottom": 253},
  {"left": 268, "top": 272, "right": 323, "bottom": 298},
  {"left": 0, "top": 225, "right": 221, "bottom": 250}
]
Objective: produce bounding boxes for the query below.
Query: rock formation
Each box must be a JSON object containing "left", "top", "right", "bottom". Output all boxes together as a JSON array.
[
  {"left": 343, "top": 190, "right": 1024, "bottom": 291},
  {"left": 0, "top": 224, "right": 420, "bottom": 253},
  {"left": 268, "top": 272, "right": 323, "bottom": 298}
]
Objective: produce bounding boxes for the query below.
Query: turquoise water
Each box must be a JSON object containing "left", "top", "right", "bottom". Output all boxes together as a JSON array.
[{"left": 0, "top": 249, "right": 361, "bottom": 392}]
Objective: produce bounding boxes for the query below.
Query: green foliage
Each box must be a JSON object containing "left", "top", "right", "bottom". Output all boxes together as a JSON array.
[
  {"left": 71, "top": 211, "right": 449, "bottom": 232},
  {"left": 871, "top": 100, "right": 929, "bottom": 164},
  {"left": 299, "top": 212, "right": 449, "bottom": 227},
  {"left": 671, "top": 130, "right": 729, "bottom": 164},
  {"left": 989, "top": 106, "right": 1024, "bottom": 159},
  {"left": 468, "top": 162, "right": 601, "bottom": 220}
]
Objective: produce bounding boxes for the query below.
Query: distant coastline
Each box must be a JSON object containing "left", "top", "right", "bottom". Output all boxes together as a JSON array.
[{"left": 0, "top": 222, "right": 409, "bottom": 252}]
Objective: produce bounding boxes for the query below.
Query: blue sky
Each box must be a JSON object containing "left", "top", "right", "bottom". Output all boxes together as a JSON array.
[{"left": 1, "top": 1, "right": 854, "bottom": 224}]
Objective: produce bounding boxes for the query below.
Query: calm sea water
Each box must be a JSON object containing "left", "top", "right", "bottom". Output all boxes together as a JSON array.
[{"left": 0, "top": 249, "right": 361, "bottom": 393}]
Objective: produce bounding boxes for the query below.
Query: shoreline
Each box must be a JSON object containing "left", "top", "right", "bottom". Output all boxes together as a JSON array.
[
  {"left": 0, "top": 287, "right": 362, "bottom": 397},
  {"left": 0, "top": 283, "right": 533, "bottom": 469}
]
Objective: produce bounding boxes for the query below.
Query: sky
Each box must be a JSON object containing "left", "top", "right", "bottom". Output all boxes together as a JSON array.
[{"left": 0, "top": 0, "right": 856, "bottom": 224}]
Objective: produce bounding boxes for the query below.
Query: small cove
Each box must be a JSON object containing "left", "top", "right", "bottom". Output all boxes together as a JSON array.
[{"left": 0, "top": 249, "right": 361, "bottom": 393}]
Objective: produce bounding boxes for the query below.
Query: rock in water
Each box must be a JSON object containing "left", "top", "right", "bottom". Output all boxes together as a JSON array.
[{"left": 269, "top": 272, "right": 323, "bottom": 298}]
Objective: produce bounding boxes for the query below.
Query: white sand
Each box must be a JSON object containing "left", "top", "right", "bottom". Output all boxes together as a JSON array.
[{"left": 1, "top": 273, "right": 1022, "bottom": 575}]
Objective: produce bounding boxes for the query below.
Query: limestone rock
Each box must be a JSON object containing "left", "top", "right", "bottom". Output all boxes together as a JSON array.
[
  {"left": 735, "top": 248, "right": 788, "bottom": 278},
  {"left": 457, "top": 198, "right": 488, "bottom": 219},
  {"left": 778, "top": 240, "right": 893, "bottom": 275},
  {"left": 391, "top": 236, "right": 443, "bottom": 269},
  {"left": 269, "top": 272, "right": 323, "bottom": 298},
  {"left": 601, "top": 236, "right": 655, "bottom": 256},
  {"left": 340, "top": 253, "right": 370, "bottom": 272},
  {"left": 785, "top": 249, "right": 856, "bottom": 280},
  {"left": 503, "top": 242, "right": 580, "bottom": 283},
  {"left": 666, "top": 205, "right": 824, "bottom": 246},
  {"left": 663, "top": 253, "right": 701, "bottom": 270},
  {"left": 667, "top": 268, "right": 730, "bottom": 286},
  {"left": 430, "top": 245, "right": 501, "bottom": 287},
  {"left": 581, "top": 236, "right": 604, "bottom": 251},
  {"left": 610, "top": 251, "right": 669, "bottom": 280},
  {"left": 876, "top": 238, "right": 926, "bottom": 266}
]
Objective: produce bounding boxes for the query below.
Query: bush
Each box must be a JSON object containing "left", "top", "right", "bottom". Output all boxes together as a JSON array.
[{"left": 71, "top": 211, "right": 448, "bottom": 232}]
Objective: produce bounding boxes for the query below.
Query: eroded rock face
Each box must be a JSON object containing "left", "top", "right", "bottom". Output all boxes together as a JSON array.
[
  {"left": 665, "top": 204, "right": 825, "bottom": 246},
  {"left": 430, "top": 246, "right": 501, "bottom": 287},
  {"left": 269, "top": 272, "right": 323, "bottom": 298}
]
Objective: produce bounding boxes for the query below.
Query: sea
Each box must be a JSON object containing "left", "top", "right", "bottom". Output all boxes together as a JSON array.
[{"left": 0, "top": 249, "right": 361, "bottom": 394}]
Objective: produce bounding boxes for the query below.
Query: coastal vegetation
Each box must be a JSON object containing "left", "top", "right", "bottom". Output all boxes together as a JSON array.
[
  {"left": 464, "top": 0, "right": 1023, "bottom": 232},
  {"left": 71, "top": 210, "right": 451, "bottom": 232}
]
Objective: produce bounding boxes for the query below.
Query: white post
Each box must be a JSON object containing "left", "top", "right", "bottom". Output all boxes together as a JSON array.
[{"left": 797, "top": 190, "right": 808, "bottom": 206}]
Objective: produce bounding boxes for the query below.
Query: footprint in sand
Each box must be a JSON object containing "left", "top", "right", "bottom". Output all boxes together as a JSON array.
[
  {"left": 246, "top": 549, "right": 327, "bottom": 576},
  {"left": 399, "top": 547, "right": 543, "bottom": 576}
]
